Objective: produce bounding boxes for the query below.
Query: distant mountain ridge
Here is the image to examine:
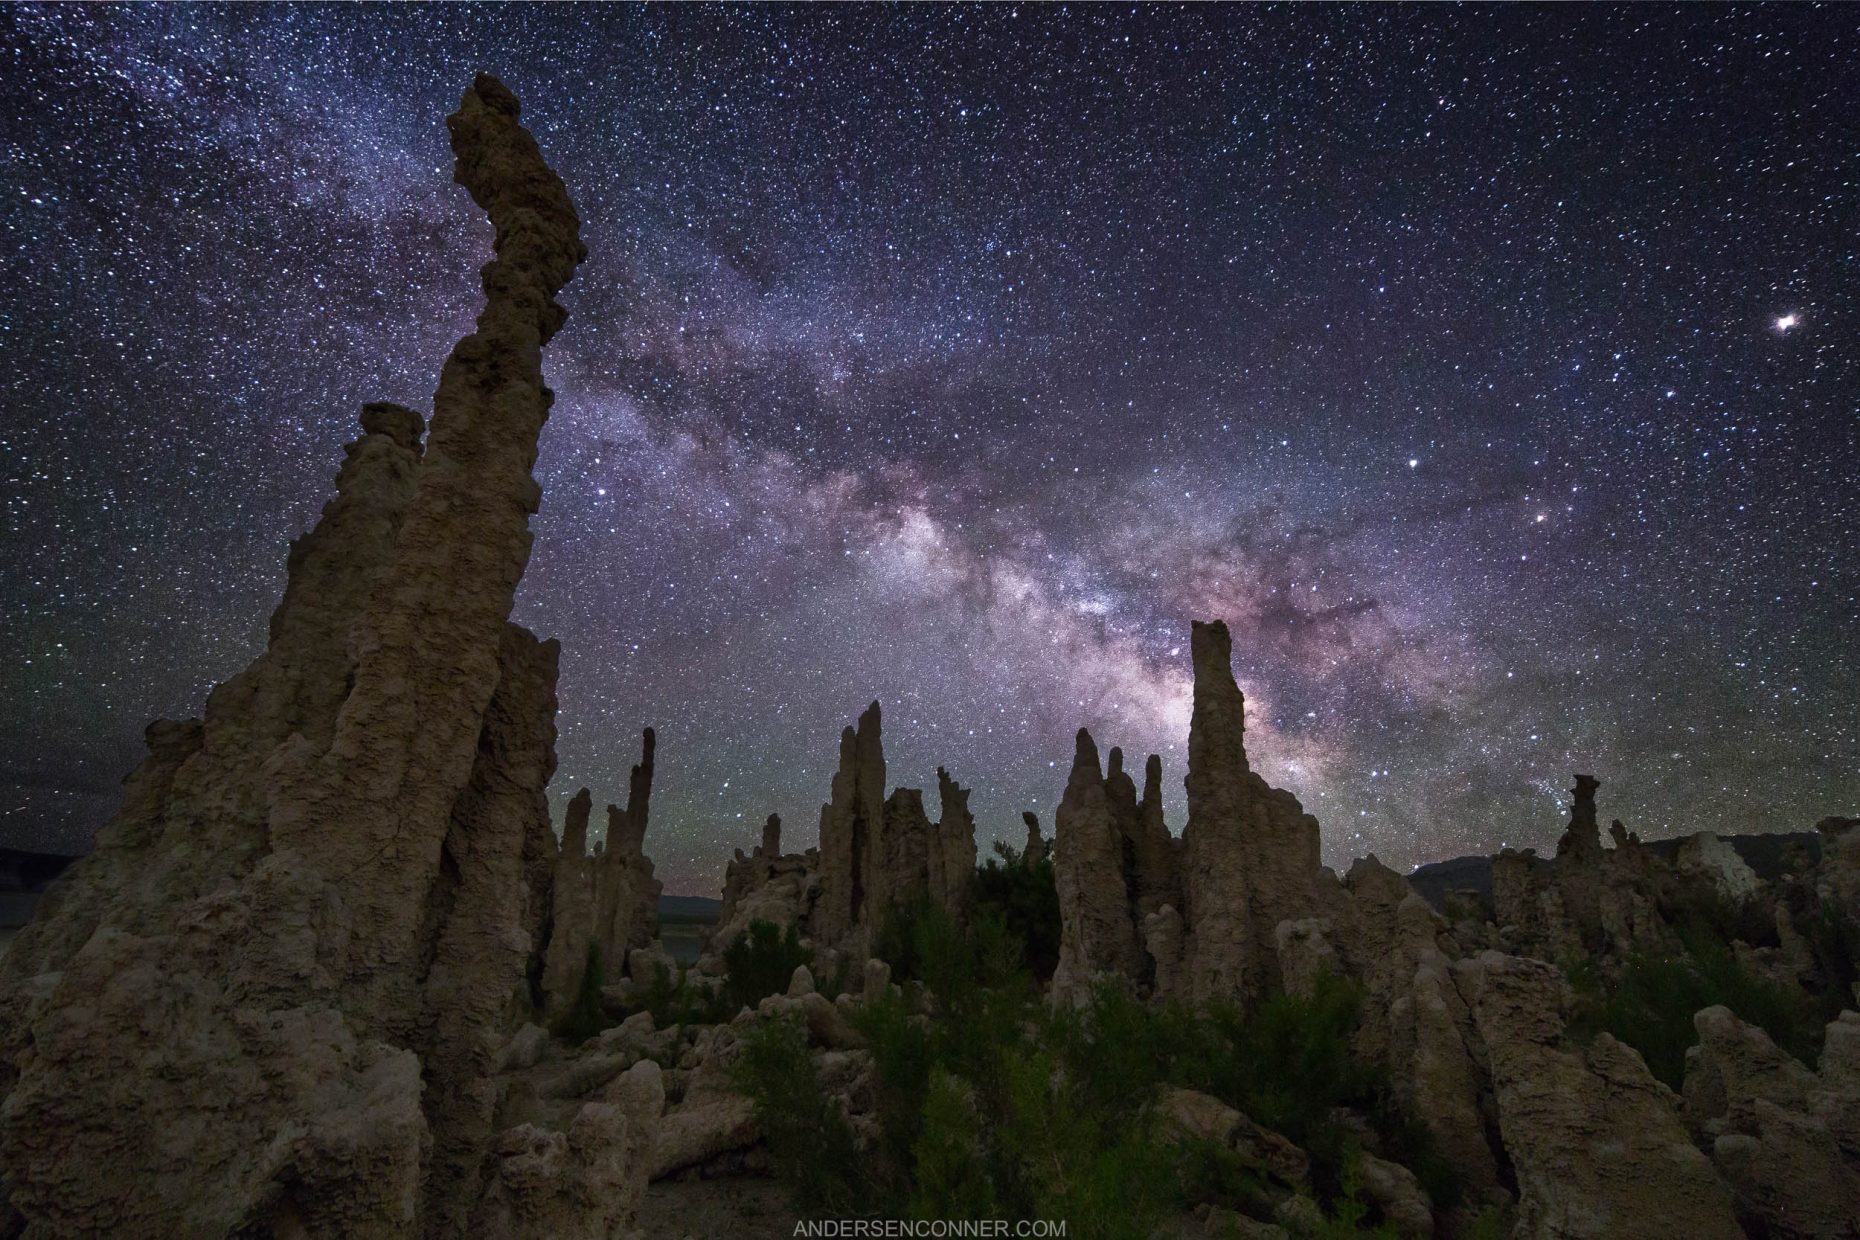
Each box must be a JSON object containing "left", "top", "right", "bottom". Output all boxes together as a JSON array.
[
  {"left": 658, "top": 894, "right": 721, "bottom": 923},
  {"left": 1406, "top": 829, "right": 1825, "bottom": 915}
]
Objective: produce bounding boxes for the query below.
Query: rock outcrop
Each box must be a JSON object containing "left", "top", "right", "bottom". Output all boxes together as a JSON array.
[
  {"left": 1021, "top": 810, "right": 1048, "bottom": 864},
  {"left": 1472, "top": 954, "right": 1742, "bottom": 1239},
  {"left": 812, "top": 702, "right": 888, "bottom": 945},
  {"left": 541, "top": 730, "right": 664, "bottom": 1013},
  {"left": 0, "top": 76, "right": 652, "bottom": 1239},
  {"left": 1682, "top": 1005, "right": 1860, "bottom": 1237},
  {"left": 1173, "top": 620, "right": 1332, "bottom": 1004},
  {"left": 809, "top": 702, "right": 975, "bottom": 951},
  {"left": 1052, "top": 730, "right": 1149, "bottom": 1002},
  {"left": 706, "top": 815, "right": 817, "bottom": 969}
]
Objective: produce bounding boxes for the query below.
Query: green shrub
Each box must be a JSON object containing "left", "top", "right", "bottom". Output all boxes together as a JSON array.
[
  {"left": 730, "top": 1017, "right": 866, "bottom": 1214},
  {"left": 722, "top": 919, "right": 813, "bottom": 1011},
  {"left": 753, "top": 910, "right": 1436, "bottom": 1232},
  {"left": 909, "top": 1069, "right": 999, "bottom": 1220},
  {"left": 971, "top": 840, "right": 1062, "bottom": 981},
  {"left": 550, "top": 940, "right": 609, "bottom": 1045},
  {"left": 1568, "top": 938, "right": 1824, "bottom": 1088},
  {"left": 633, "top": 960, "right": 731, "bottom": 1028}
]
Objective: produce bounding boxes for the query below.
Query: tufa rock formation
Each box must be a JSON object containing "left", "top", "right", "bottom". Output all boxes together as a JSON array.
[
  {"left": 540, "top": 729, "right": 665, "bottom": 1014},
  {"left": 1472, "top": 954, "right": 1743, "bottom": 1239},
  {"left": 1174, "top": 619, "right": 1333, "bottom": 1004},
  {"left": 1052, "top": 618, "right": 1335, "bottom": 1007},
  {"left": 809, "top": 702, "right": 975, "bottom": 951},
  {"left": 1051, "top": 734, "right": 1180, "bottom": 1002},
  {"left": 0, "top": 76, "right": 663, "bottom": 1238},
  {"left": 1021, "top": 810, "right": 1048, "bottom": 864}
]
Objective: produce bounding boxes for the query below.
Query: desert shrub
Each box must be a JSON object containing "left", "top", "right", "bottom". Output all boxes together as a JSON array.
[
  {"left": 970, "top": 840, "right": 1062, "bottom": 981},
  {"left": 1306, "top": 1148, "right": 1403, "bottom": 1239},
  {"left": 995, "top": 1045, "right": 1179, "bottom": 1240},
  {"left": 550, "top": 941, "right": 609, "bottom": 1044},
  {"left": 1662, "top": 883, "right": 1779, "bottom": 951},
  {"left": 763, "top": 912, "right": 1424, "bottom": 1231},
  {"left": 1173, "top": 1136, "right": 1277, "bottom": 1221},
  {"left": 909, "top": 1068, "right": 999, "bottom": 1220},
  {"left": 1568, "top": 939, "right": 1823, "bottom": 1088},
  {"left": 632, "top": 960, "right": 731, "bottom": 1028},
  {"left": 1803, "top": 896, "right": 1860, "bottom": 1016},
  {"left": 721, "top": 919, "right": 813, "bottom": 1010},
  {"left": 730, "top": 1017, "right": 866, "bottom": 1214}
]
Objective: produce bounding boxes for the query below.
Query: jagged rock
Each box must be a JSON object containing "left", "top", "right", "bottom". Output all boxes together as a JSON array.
[
  {"left": 1682, "top": 1005, "right": 1860, "bottom": 1236},
  {"left": 707, "top": 827, "right": 816, "bottom": 969},
  {"left": 542, "top": 789, "right": 598, "bottom": 1003},
  {"left": 1495, "top": 776, "right": 1680, "bottom": 965},
  {"left": 1155, "top": 1087, "right": 1311, "bottom": 1185},
  {"left": 1052, "top": 729, "right": 1147, "bottom": 1002},
  {"left": 862, "top": 956, "right": 892, "bottom": 998},
  {"left": 1675, "top": 834, "right": 1763, "bottom": 903},
  {"left": 1274, "top": 918, "right": 1340, "bottom": 998},
  {"left": 799, "top": 991, "right": 866, "bottom": 1050},
  {"left": 501, "top": 1024, "right": 551, "bottom": 1072},
  {"left": 474, "top": 1065, "right": 660, "bottom": 1240},
  {"left": 541, "top": 730, "right": 663, "bottom": 1015},
  {"left": 808, "top": 702, "right": 976, "bottom": 952},
  {"left": 1355, "top": 1151, "right": 1433, "bottom": 1237},
  {"left": 648, "top": 1091, "right": 759, "bottom": 1181},
  {"left": 1145, "top": 904, "right": 1186, "bottom": 998},
  {"left": 1471, "top": 954, "right": 1741, "bottom": 1239},
  {"left": 1176, "top": 620, "right": 1330, "bottom": 1004},
  {"left": 930, "top": 767, "right": 979, "bottom": 917},
  {"left": 1022, "top": 810, "right": 1048, "bottom": 864},
  {"left": 0, "top": 75, "right": 590, "bottom": 1239},
  {"left": 1325, "top": 858, "right": 1505, "bottom": 1196},
  {"left": 813, "top": 702, "right": 887, "bottom": 945}
]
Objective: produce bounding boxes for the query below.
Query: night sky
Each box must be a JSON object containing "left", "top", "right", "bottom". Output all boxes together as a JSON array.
[{"left": 3, "top": 5, "right": 1856, "bottom": 894}]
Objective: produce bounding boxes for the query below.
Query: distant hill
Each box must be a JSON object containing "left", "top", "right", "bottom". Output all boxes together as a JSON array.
[
  {"left": 659, "top": 894, "right": 721, "bottom": 924},
  {"left": 1407, "top": 829, "right": 1825, "bottom": 916}
]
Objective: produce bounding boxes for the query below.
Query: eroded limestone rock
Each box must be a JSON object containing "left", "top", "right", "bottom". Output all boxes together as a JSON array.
[
  {"left": 0, "top": 75, "right": 611, "bottom": 1238},
  {"left": 1472, "top": 954, "right": 1741, "bottom": 1240}
]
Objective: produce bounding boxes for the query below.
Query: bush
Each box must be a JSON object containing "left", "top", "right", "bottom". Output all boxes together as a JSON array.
[
  {"left": 722, "top": 919, "right": 814, "bottom": 1011},
  {"left": 633, "top": 960, "right": 732, "bottom": 1028},
  {"left": 756, "top": 905, "right": 1435, "bottom": 1232},
  {"left": 909, "top": 1068, "right": 998, "bottom": 1220},
  {"left": 550, "top": 941, "right": 610, "bottom": 1044},
  {"left": 1568, "top": 938, "right": 1824, "bottom": 1089},
  {"left": 730, "top": 1017, "right": 866, "bottom": 1214},
  {"left": 971, "top": 840, "right": 1061, "bottom": 982}
]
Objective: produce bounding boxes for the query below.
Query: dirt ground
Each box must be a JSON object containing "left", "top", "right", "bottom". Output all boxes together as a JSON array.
[{"left": 636, "top": 1173, "right": 798, "bottom": 1239}]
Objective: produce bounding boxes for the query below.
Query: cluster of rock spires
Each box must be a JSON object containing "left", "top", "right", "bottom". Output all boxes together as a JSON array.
[
  {"left": 705, "top": 700, "right": 978, "bottom": 972},
  {"left": 540, "top": 731, "right": 665, "bottom": 1019},
  {"left": 1044, "top": 617, "right": 1860, "bottom": 1237},
  {"left": 3, "top": 72, "right": 1858, "bottom": 1240},
  {"left": 1053, "top": 620, "right": 1333, "bottom": 1007}
]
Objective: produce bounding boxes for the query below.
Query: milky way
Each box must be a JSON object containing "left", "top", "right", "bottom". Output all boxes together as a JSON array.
[{"left": 3, "top": 5, "right": 1855, "bottom": 892}]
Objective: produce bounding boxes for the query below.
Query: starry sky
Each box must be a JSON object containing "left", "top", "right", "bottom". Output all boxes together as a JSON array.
[{"left": 3, "top": 5, "right": 1856, "bottom": 894}]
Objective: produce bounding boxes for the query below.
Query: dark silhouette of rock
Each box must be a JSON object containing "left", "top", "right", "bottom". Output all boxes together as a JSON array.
[
  {"left": 810, "top": 702, "right": 975, "bottom": 950},
  {"left": 0, "top": 75, "right": 661, "bottom": 1238},
  {"left": 1175, "top": 619, "right": 1329, "bottom": 1003},
  {"left": 542, "top": 730, "right": 665, "bottom": 1012},
  {"left": 1021, "top": 811, "right": 1047, "bottom": 864}
]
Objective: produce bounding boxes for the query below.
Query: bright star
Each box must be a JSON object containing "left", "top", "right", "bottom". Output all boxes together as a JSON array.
[{"left": 1774, "top": 313, "right": 1799, "bottom": 332}]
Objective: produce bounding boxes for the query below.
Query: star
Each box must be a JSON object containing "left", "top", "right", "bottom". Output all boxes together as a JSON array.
[{"left": 2, "top": 4, "right": 1855, "bottom": 889}]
